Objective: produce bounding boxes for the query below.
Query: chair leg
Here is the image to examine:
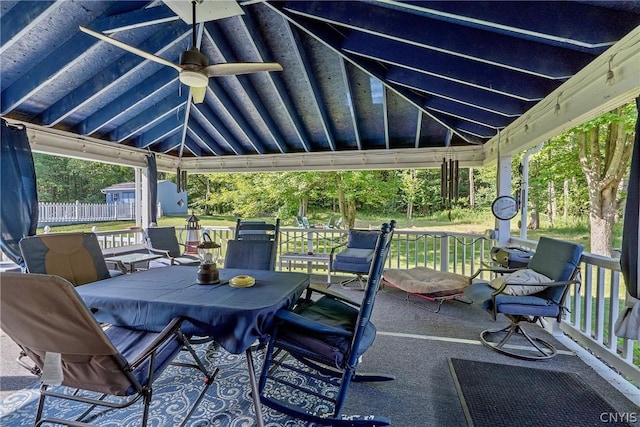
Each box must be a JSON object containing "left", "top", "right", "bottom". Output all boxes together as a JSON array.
[
  {"left": 480, "top": 321, "right": 557, "bottom": 361},
  {"left": 259, "top": 349, "right": 391, "bottom": 426},
  {"left": 141, "top": 389, "right": 152, "bottom": 427},
  {"left": 17, "top": 350, "right": 41, "bottom": 376},
  {"left": 246, "top": 348, "right": 265, "bottom": 427},
  {"left": 34, "top": 386, "right": 47, "bottom": 426},
  {"left": 340, "top": 274, "right": 366, "bottom": 290}
]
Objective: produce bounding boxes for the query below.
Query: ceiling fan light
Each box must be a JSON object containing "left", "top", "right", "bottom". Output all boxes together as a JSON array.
[{"left": 180, "top": 70, "right": 208, "bottom": 88}]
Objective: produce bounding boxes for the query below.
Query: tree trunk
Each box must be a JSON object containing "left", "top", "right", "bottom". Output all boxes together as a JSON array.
[
  {"left": 563, "top": 179, "right": 569, "bottom": 219},
  {"left": 547, "top": 180, "right": 555, "bottom": 227},
  {"left": 205, "top": 179, "right": 211, "bottom": 215},
  {"left": 528, "top": 209, "right": 540, "bottom": 229},
  {"left": 590, "top": 212, "right": 614, "bottom": 257},
  {"left": 469, "top": 167, "right": 475, "bottom": 208},
  {"left": 298, "top": 198, "right": 307, "bottom": 217},
  {"left": 337, "top": 192, "right": 356, "bottom": 229},
  {"left": 577, "top": 106, "right": 634, "bottom": 256},
  {"left": 347, "top": 199, "right": 356, "bottom": 229},
  {"left": 407, "top": 199, "right": 413, "bottom": 219}
]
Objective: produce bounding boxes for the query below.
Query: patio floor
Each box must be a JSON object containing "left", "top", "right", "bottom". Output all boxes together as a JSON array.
[{"left": 1, "top": 273, "right": 639, "bottom": 426}]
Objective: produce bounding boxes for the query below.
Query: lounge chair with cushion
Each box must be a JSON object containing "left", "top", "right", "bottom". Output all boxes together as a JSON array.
[
  {"left": 330, "top": 228, "right": 380, "bottom": 290},
  {"left": 19, "top": 231, "right": 123, "bottom": 285},
  {"left": 382, "top": 267, "right": 471, "bottom": 313},
  {"left": 465, "top": 237, "right": 583, "bottom": 360},
  {"left": 1, "top": 272, "right": 216, "bottom": 426},
  {"left": 144, "top": 226, "right": 200, "bottom": 266}
]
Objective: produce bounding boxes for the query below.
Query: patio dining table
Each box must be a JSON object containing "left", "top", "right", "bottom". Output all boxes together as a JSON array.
[{"left": 76, "top": 265, "right": 310, "bottom": 427}]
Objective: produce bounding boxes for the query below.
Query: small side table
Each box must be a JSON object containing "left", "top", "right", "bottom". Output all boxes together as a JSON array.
[
  {"left": 105, "top": 253, "right": 164, "bottom": 274},
  {"left": 280, "top": 252, "right": 331, "bottom": 285}
]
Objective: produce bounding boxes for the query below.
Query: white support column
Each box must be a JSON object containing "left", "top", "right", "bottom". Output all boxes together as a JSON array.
[
  {"left": 496, "top": 154, "right": 512, "bottom": 246},
  {"left": 520, "top": 144, "right": 544, "bottom": 240},
  {"left": 140, "top": 166, "right": 151, "bottom": 229}
]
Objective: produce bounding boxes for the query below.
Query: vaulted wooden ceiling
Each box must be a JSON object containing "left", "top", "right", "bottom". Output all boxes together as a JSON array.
[{"left": 1, "top": 1, "right": 639, "bottom": 172}]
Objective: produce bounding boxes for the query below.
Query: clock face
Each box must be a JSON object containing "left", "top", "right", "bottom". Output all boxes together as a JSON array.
[{"left": 491, "top": 196, "right": 518, "bottom": 220}]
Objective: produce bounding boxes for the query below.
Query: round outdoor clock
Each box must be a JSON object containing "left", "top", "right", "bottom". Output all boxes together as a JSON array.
[{"left": 491, "top": 196, "right": 518, "bottom": 220}]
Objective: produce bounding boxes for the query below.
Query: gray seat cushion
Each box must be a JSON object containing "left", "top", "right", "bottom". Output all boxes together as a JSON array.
[{"left": 335, "top": 248, "right": 374, "bottom": 264}]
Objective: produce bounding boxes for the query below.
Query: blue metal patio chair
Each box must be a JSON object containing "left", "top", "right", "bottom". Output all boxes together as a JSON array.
[
  {"left": 144, "top": 226, "right": 200, "bottom": 266},
  {"left": 258, "top": 221, "right": 396, "bottom": 426},
  {"left": 19, "top": 232, "right": 123, "bottom": 285},
  {"left": 465, "top": 237, "right": 583, "bottom": 360},
  {"left": 330, "top": 228, "right": 381, "bottom": 290},
  {"left": 225, "top": 219, "right": 280, "bottom": 270}
]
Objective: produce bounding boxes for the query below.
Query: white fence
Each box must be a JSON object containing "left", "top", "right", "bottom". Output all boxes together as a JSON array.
[{"left": 38, "top": 201, "right": 136, "bottom": 225}]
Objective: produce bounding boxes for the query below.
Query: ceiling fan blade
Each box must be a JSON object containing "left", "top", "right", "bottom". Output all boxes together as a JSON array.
[
  {"left": 79, "top": 26, "right": 182, "bottom": 72},
  {"left": 204, "top": 62, "right": 283, "bottom": 77},
  {"left": 191, "top": 86, "right": 206, "bottom": 104}
]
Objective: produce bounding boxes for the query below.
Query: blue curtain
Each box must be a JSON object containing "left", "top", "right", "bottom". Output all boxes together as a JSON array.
[
  {"left": 147, "top": 153, "right": 158, "bottom": 224},
  {"left": 615, "top": 97, "right": 640, "bottom": 341},
  {"left": 1, "top": 120, "right": 38, "bottom": 268}
]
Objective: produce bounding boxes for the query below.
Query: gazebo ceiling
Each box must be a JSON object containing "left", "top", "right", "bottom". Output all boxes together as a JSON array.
[{"left": 1, "top": 1, "right": 639, "bottom": 172}]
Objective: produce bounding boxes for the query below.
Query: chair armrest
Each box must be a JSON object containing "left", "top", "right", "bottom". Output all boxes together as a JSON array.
[
  {"left": 275, "top": 310, "right": 352, "bottom": 336},
  {"left": 470, "top": 266, "right": 522, "bottom": 280},
  {"left": 126, "top": 317, "right": 184, "bottom": 369},
  {"left": 146, "top": 246, "right": 171, "bottom": 258},
  {"left": 304, "top": 284, "right": 361, "bottom": 308},
  {"left": 329, "top": 239, "right": 348, "bottom": 255}
]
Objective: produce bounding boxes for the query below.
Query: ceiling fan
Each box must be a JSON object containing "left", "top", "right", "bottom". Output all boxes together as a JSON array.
[{"left": 79, "top": 0, "right": 282, "bottom": 103}]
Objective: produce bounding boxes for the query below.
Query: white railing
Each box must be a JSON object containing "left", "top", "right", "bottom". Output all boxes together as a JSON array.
[
  {"left": 92, "top": 228, "right": 145, "bottom": 253},
  {"left": 276, "top": 227, "right": 492, "bottom": 275},
  {"left": 38, "top": 201, "right": 136, "bottom": 224}
]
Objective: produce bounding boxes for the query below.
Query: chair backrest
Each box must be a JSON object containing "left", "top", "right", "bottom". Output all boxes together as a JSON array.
[
  {"left": 235, "top": 219, "right": 280, "bottom": 241},
  {"left": 19, "top": 232, "right": 111, "bottom": 286},
  {"left": 347, "top": 220, "right": 396, "bottom": 365},
  {"left": 527, "top": 236, "right": 584, "bottom": 303},
  {"left": 224, "top": 239, "right": 276, "bottom": 270},
  {"left": 233, "top": 219, "right": 280, "bottom": 268},
  {"left": 0, "top": 272, "right": 133, "bottom": 394},
  {"left": 346, "top": 229, "right": 380, "bottom": 249},
  {"left": 145, "top": 226, "right": 181, "bottom": 257}
]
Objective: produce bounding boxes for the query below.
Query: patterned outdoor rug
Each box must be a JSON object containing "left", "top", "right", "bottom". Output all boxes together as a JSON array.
[
  {"left": 0, "top": 343, "right": 336, "bottom": 426},
  {"left": 448, "top": 358, "right": 632, "bottom": 427}
]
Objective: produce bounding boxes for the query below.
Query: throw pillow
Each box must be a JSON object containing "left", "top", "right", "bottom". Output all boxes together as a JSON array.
[{"left": 489, "top": 269, "right": 552, "bottom": 296}]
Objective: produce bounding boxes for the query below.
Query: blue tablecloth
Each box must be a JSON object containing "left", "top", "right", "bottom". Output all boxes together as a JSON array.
[{"left": 77, "top": 266, "right": 309, "bottom": 354}]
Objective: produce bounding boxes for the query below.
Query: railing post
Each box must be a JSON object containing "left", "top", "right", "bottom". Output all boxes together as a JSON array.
[
  {"left": 440, "top": 235, "right": 449, "bottom": 272},
  {"left": 306, "top": 231, "right": 313, "bottom": 253}
]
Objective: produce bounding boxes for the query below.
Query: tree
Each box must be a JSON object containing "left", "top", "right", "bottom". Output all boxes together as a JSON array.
[
  {"left": 575, "top": 104, "right": 636, "bottom": 256},
  {"left": 33, "top": 154, "right": 133, "bottom": 203},
  {"left": 399, "top": 169, "right": 419, "bottom": 219},
  {"left": 327, "top": 171, "right": 397, "bottom": 228}
]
